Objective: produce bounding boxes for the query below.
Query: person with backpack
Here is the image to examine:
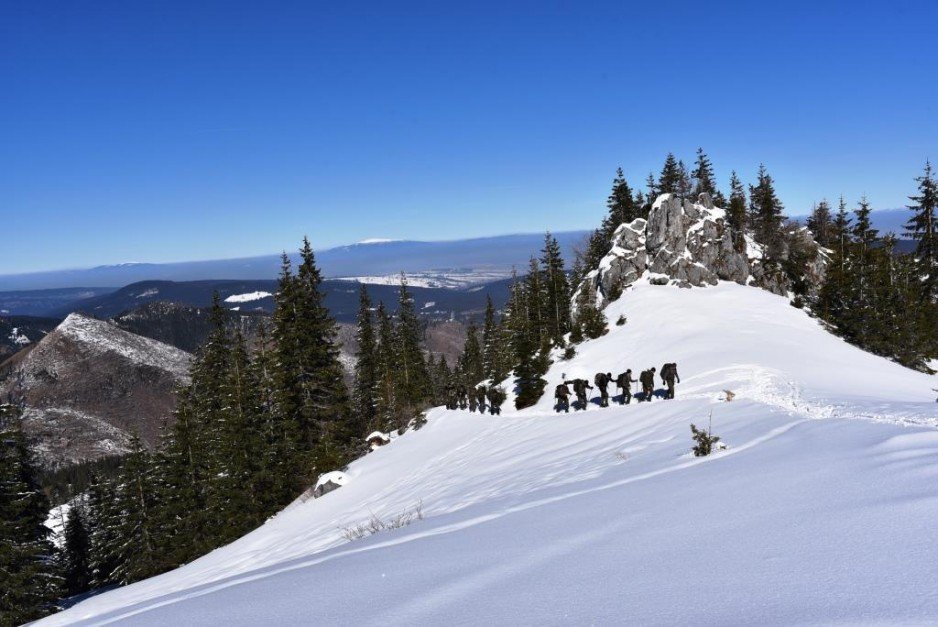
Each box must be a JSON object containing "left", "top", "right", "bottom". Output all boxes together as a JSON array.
[
  {"left": 457, "top": 384, "right": 468, "bottom": 410},
  {"left": 486, "top": 386, "right": 506, "bottom": 415},
  {"left": 554, "top": 381, "right": 572, "bottom": 413},
  {"left": 639, "top": 367, "right": 656, "bottom": 402},
  {"left": 616, "top": 369, "right": 636, "bottom": 405},
  {"left": 571, "top": 378, "right": 593, "bottom": 411},
  {"left": 475, "top": 386, "right": 488, "bottom": 414},
  {"left": 594, "top": 372, "right": 612, "bottom": 407},
  {"left": 468, "top": 390, "right": 478, "bottom": 412},
  {"left": 661, "top": 363, "right": 680, "bottom": 399}
]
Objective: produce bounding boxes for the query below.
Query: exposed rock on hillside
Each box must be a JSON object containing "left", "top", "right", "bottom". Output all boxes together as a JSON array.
[
  {"left": 0, "top": 313, "right": 192, "bottom": 468},
  {"left": 578, "top": 193, "right": 825, "bottom": 309}
]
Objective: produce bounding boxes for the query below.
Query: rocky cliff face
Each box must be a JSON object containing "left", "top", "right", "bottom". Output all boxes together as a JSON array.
[
  {"left": 577, "top": 193, "right": 825, "bottom": 309},
  {"left": 0, "top": 313, "right": 192, "bottom": 468}
]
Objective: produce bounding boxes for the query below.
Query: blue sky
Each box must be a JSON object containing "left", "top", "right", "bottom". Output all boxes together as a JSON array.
[{"left": 2, "top": 0, "right": 936, "bottom": 274}]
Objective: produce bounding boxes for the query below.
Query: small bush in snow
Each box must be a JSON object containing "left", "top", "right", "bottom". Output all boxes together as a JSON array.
[
  {"left": 340, "top": 500, "right": 425, "bottom": 542},
  {"left": 607, "top": 283, "right": 623, "bottom": 302},
  {"left": 562, "top": 347, "right": 576, "bottom": 360},
  {"left": 615, "top": 315, "right": 627, "bottom": 326},
  {"left": 691, "top": 424, "right": 721, "bottom": 457},
  {"left": 790, "top": 296, "right": 805, "bottom": 309}
]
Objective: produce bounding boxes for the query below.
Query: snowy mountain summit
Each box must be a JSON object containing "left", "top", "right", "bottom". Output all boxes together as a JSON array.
[{"left": 580, "top": 193, "right": 825, "bottom": 309}]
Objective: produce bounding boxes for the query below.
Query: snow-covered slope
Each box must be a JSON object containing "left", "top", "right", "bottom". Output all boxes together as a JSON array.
[{"left": 42, "top": 283, "right": 938, "bottom": 625}]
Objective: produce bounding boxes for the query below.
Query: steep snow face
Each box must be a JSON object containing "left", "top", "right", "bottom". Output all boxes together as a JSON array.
[
  {"left": 41, "top": 283, "right": 938, "bottom": 626},
  {"left": 57, "top": 313, "right": 191, "bottom": 378}
]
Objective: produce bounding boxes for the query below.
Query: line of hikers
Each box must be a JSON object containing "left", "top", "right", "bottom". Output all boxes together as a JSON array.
[
  {"left": 445, "top": 384, "right": 507, "bottom": 415},
  {"left": 554, "top": 362, "right": 680, "bottom": 412}
]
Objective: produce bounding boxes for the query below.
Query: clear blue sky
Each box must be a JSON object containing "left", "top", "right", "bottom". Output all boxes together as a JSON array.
[{"left": 2, "top": 0, "right": 936, "bottom": 274}]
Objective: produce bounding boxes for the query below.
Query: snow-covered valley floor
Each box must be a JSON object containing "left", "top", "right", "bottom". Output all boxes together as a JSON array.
[{"left": 42, "top": 282, "right": 938, "bottom": 625}]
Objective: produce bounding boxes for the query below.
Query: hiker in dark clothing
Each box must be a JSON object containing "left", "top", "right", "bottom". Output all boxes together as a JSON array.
[
  {"left": 468, "top": 392, "right": 478, "bottom": 413},
  {"left": 554, "top": 381, "right": 572, "bottom": 413},
  {"left": 639, "top": 367, "right": 656, "bottom": 402},
  {"left": 616, "top": 369, "right": 636, "bottom": 405},
  {"left": 445, "top": 385, "right": 457, "bottom": 409},
  {"left": 571, "top": 378, "right": 593, "bottom": 411},
  {"left": 457, "top": 385, "right": 468, "bottom": 410},
  {"left": 661, "top": 363, "right": 680, "bottom": 399},
  {"left": 475, "top": 386, "right": 488, "bottom": 414},
  {"left": 486, "top": 386, "right": 506, "bottom": 415},
  {"left": 595, "top": 372, "right": 612, "bottom": 407}
]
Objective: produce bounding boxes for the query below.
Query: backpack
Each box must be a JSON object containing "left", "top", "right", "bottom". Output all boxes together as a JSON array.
[
  {"left": 594, "top": 373, "right": 603, "bottom": 386},
  {"left": 555, "top": 384, "right": 567, "bottom": 398}
]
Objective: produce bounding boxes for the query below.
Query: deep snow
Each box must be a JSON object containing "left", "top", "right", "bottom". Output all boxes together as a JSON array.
[{"left": 41, "top": 282, "right": 938, "bottom": 625}]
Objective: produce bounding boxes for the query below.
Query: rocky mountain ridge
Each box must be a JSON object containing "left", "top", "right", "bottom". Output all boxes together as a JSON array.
[{"left": 577, "top": 192, "right": 826, "bottom": 309}]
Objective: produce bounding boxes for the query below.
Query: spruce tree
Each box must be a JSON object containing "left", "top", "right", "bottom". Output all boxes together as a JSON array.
[
  {"left": 110, "top": 436, "right": 159, "bottom": 585},
  {"left": 458, "top": 323, "right": 484, "bottom": 386},
  {"left": 748, "top": 164, "right": 787, "bottom": 261},
  {"left": 0, "top": 404, "right": 60, "bottom": 622},
  {"left": 393, "top": 276, "right": 431, "bottom": 426},
  {"left": 727, "top": 171, "right": 747, "bottom": 252},
  {"left": 657, "top": 153, "right": 682, "bottom": 195},
  {"left": 481, "top": 296, "right": 500, "bottom": 381},
  {"left": 692, "top": 148, "right": 726, "bottom": 205},
  {"left": 352, "top": 285, "right": 378, "bottom": 435},
  {"left": 62, "top": 504, "right": 92, "bottom": 597},
  {"left": 540, "top": 233, "right": 572, "bottom": 345},
  {"left": 374, "top": 302, "right": 400, "bottom": 433},
  {"left": 905, "top": 160, "right": 938, "bottom": 299},
  {"left": 806, "top": 200, "right": 833, "bottom": 248}
]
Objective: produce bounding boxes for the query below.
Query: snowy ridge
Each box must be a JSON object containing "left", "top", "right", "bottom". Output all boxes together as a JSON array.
[
  {"left": 56, "top": 313, "right": 191, "bottom": 378},
  {"left": 223, "top": 291, "right": 273, "bottom": 303},
  {"left": 41, "top": 281, "right": 938, "bottom": 625}
]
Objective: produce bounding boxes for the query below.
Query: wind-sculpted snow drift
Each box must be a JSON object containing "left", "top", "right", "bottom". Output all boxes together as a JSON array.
[{"left": 41, "top": 274, "right": 938, "bottom": 625}]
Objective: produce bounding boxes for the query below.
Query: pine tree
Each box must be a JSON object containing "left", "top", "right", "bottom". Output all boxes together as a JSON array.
[
  {"left": 748, "top": 164, "right": 787, "bottom": 261},
  {"left": 110, "top": 435, "right": 160, "bottom": 585},
  {"left": 481, "top": 296, "right": 500, "bottom": 381},
  {"left": 657, "top": 153, "right": 682, "bottom": 195},
  {"left": 540, "top": 233, "right": 572, "bottom": 345},
  {"left": 602, "top": 168, "right": 642, "bottom": 230},
  {"left": 727, "top": 171, "right": 747, "bottom": 252},
  {"left": 62, "top": 504, "right": 92, "bottom": 597},
  {"left": 85, "top": 473, "right": 121, "bottom": 587},
  {"left": 0, "top": 404, "right": 60, "bottom": 622},
  {"left": 676, "top": 159, "right": 692, "bottom": 198},
  {"left": 692, "top": 148, "right": 726, "bottom": 206},
  {"left": 373, "top": 302, "right": 399, "bottom": 432},
  {"left": 393, "top": 276, "right": 431, "bottom": 428},
  {"left": 458, "top": 323, "right": 484, "bottom": 386},
  {"left": 905, "top": 160, "right": 938, "bottom": 300},
  {"left": 806, "top": 200, "right": 833, "bottom": 248},
  {"left": 352, "top": 285, "right": 378, "bottom": 435},
  {"left": 831, "top": 196, "right": 852, "bottom": 259}
]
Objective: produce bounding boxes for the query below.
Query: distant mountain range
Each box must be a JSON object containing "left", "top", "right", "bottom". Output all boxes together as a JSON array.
[
  {"left": 0, "top": 231, "right": 590, "bottom": 291},
  {"left": 0, "top": 278, "right": 514, "bottom": 322}
]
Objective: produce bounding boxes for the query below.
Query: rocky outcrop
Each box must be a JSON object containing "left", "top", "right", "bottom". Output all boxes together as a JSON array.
[{"left": 578, "top": 193, "right": 825, "bottom": 309}]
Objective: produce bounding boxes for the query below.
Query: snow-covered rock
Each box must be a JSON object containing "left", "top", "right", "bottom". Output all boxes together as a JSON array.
[
  {"left": 578, "top": 192, "right": 825, "bottom": 309},
  {"left": 312, "top": 471, "right": 349, "bottom": 498}
]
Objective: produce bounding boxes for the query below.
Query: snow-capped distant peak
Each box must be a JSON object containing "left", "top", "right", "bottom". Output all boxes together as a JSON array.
[
  {"left": 224, "top": 291, "right": 273, "bottom": 303},
  {"left": 356, "top": 238, "right": 397, "bottom": 245}
]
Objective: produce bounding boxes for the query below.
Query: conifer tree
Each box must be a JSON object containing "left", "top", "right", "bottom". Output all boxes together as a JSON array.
[
  {"left": 458, "top": 323, "right": 484, "bottom": 386},
  {"left": 110, "top": 436, "right": 159, "bottom": 585},
  {"left": 352, "top": 285, "right": 378, "bottom": 435},
  {"left": 393, "top": 276, "right": 431, "bottom": 423},
  {"left": 540, "top": 233, "right": 572, "bottom": 345},
  {"left": 374, "top": 302, "right": 400, "bottom": 432},
  {"left": 806, "top": 200, "right": 833, "bottom": 248},
  {"left": 0, "top": 404, "right": 60, "bottom": 621},
  {"left": 62, "top": 504, "right": 92, "bottom": 597},
  {"left": 481, "top": 296, "right": 500, "bottom": 381},
  {"left": 727, "top": 171, "right": 747, "bottom": 252},
  {"left": 657, "top": 153, "right": 682, "bottom": 195},
  {"left": 748, "top": 165, "right": 787, "bottom": 260},
  {"left": 905, "top": 160, "right": 938, "bottom": 299},
  {"left": 692, "top": 148, "right": 726, "bottom": 205},
  {"left": 676, "top": 159, "right": 693, "bottom": 198}
]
